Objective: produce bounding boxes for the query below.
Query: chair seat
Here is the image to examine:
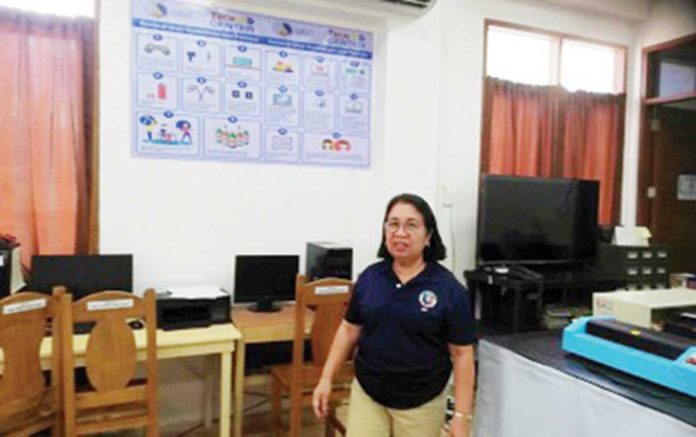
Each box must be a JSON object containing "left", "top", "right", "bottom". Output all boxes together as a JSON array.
[{"left": 270, "top": 362, "right": 354, "bottom": 394}]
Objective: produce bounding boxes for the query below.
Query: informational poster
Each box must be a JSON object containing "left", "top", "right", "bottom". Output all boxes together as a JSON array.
[{"left": 131, "top": 0, "right": 372, "bottom": 167}]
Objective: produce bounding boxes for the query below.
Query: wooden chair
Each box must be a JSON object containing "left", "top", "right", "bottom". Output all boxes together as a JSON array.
[
  {"left": 60, "top": 289, "right": 159, "bottom": 436},
  {"left": 270, "top": 275, "right": 355, "bottom": 437},
  {"left": 0, "top": 289, "right": 63, "bottom": 436}
]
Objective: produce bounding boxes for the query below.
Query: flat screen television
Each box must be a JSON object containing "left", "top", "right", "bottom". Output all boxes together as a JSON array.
[
  {"left": 234, "top": 255, "right": 299, "bottom": 312},
  {"left": 29, "top": 254, "right": 133, "bottom": 299},
  {"left": 477, "top": 175, "right": 599, "bottom": 266}
]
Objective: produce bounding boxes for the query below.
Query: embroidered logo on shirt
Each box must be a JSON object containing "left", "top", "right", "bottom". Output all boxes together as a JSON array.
[{"left": 418, "top": 290, "right": 438, "bottom": 312}]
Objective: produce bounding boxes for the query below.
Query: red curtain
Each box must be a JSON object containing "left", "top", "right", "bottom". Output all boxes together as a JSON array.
[
  {"left": 484, "top": 78, "right": 556, "bottom": 177},
  {"left": 561, "top": 91, "right": 625, "bottom": 224},
  {"left": 482, "top": 77, "right": 625, "bottom": 224},
  {"left": 0, "top": 9, "right": 94, "bottom": 266}
]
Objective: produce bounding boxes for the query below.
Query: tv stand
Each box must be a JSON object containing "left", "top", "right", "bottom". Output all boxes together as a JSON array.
[
  {"left": 465, "top": 265, "right": 625, "bottom": 333},
  {"left": 249, "top": 298, "right": 283, "bottom": 313},
  {"left": 508, "top": 265, "right": 544, "bottom": 280}
]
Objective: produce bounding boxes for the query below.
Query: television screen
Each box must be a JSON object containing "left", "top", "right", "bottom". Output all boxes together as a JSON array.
[
  {"left": 477, "top": 175, "right": 599, "bottom": 265},
  {"left": 29, "top": 254, "right": 133, "bottom": 299},
  {"left": 234, "top": 255, "right": 299, "bottom": 312}
]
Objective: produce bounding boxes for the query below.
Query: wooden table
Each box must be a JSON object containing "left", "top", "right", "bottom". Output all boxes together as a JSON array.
[
  {"left": 231, "top": 304, "right": 313, "bottom": 437},
  {"left": 1, "top": 323, "right": 241, "bottom": 437}
]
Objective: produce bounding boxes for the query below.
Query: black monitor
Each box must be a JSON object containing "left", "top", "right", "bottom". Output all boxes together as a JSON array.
[
  {"left": 234, "top": 255, "right": 299, "bottom": 312},
  {"left": 29, "top": 254, "right": 133, "bottom": 299},
  {"left": 477, "top": 175, "right": 599, "bottom": 266}
]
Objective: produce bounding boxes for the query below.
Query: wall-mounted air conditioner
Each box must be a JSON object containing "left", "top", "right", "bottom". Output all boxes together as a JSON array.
[{"left": 294, "top": 0, "right": 438, "bottom": 17}]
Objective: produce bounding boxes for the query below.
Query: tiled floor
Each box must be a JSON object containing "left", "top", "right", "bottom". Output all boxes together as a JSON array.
[
  {"left": 94, "top": 377, "right": 459, "bottom": 436},
  {"left": 158, "top": 379, "right": 348, "bottom": 437}
]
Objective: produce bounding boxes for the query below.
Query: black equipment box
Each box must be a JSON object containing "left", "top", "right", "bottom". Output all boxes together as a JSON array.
[
  {"left": 595, "top": 243, "right": 670, "bottom": 290},
  {"left": 586, "top": 318, "right": 692, "bottom": 360},
  {"left": 0, "top": 239, "right": 20, "bottom": 298},
  {"left": 306, "top": 242, "right": 352, "bottom": 281},
  {"left": 156, "top": 293, "right": 231, "bottom": 330},
  {"left": 0, "top": 247, "right": 13, "bottom": 297}
]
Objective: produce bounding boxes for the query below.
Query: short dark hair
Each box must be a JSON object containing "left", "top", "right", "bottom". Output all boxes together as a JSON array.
[{"left": 377, "top": 193, "right": 447, "bottom": 262}]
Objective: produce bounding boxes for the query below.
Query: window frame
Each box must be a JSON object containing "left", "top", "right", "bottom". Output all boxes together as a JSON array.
[{"left": 483, "top": 19, "right": 627, "bottom": 94}]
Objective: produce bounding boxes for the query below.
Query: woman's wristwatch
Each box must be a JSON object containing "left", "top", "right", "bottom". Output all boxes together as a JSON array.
[{"left": 452, "top": 411, "right": 473, "bottom": 423}]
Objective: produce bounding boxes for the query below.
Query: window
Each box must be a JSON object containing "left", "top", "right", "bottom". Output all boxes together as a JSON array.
[
  {"left": 486, "top": 24, "right": 625, "bottom": 94},
  {"left": 487, "top": 26, "right": 557, "bottom": 86},
  {"left": 481, "top": 21, "right": 627, "bottom": 224}
]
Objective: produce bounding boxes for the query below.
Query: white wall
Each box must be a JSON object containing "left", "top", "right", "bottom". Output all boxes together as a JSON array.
[
  {"left": 101, "top": 0, "right": 396, "bottom": 295},
  {"left": 642, "top": 0, "right": 696, "bottom": 47},
  {"left": 622, "top": 0, "right": 696, "bottom": 226},
  {"left": 99, "top": 0, "right": 647, "bottom": 426},
  {"left": 99, "top": 0, "right": 639, "bottom": 293},
  {"left": 508, "top": 0, "right": 651, "bottom": 21}
]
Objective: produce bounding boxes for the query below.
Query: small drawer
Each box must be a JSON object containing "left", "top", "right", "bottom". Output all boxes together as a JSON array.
[
  {"left": 641, "top": 266, "right": 653, "bottom": 275},
  {"left": 655, "top": 266, "right": 668, "bottom": 275},
  {"left": 641, "top": 250, "right": 653, "bottom": 260},
  {"left": 626, "top": 250, "right": 640, "bottom": 260},
  {"left": 627, "top": 267, "right": 639, "bottom": 276},
  {"left": 656, "top": 250, "right": 668, "bottom": 259}
]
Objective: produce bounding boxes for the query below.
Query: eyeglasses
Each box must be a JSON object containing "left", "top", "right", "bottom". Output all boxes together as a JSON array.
[{"left": 384, "top": 221, "right": 424, "bottom": 234}]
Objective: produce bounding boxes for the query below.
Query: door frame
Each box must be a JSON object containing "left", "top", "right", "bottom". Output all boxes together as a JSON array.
[{"left": 636, "top": 33, "right": 696, "bottom": 227}]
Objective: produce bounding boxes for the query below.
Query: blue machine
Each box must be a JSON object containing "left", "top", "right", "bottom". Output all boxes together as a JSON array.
[{"left": 563, "top": 316, "right": 696, "bottom": 398}]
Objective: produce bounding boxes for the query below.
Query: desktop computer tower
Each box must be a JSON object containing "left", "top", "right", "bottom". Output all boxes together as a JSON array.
[
  {"left": 0, "top": 247, "right": 12, "bottom": 297},
  {"left": 306, "top": 242, "right": 352, "bottom": 281},
  {"left": 0, "top": 243, "right": 23, "bottom": 298}
]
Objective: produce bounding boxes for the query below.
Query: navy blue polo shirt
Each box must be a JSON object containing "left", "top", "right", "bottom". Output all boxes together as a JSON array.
[{"left": 345, "top": 260, "right": 475, "bottom": 409}]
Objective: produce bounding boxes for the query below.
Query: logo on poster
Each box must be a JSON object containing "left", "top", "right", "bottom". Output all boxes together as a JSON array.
[
  {"left": 327, "top": 29, "right": 367, "bottom": 49},
  {"left": 211, "top": 11, "right": 255, "bottom": 32},
  {"left": 273, "top": 22, "right": 293, "bottom": 37},
  {"left": 146, "top": 2, "right": 167, "bottom": 18}
]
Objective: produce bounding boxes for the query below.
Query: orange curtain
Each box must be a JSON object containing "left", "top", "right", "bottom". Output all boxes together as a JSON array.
[
  {"left": 483, "top": 78, "right": 556, "bottom": 177},
  {"left": 561, "top": 91, "right": 625, "bottom": 224},
  {"left": 482, "top": 77, "right": 625, "bottom": 224},
  {"left": 0, "top": 9, "right": 94, "bottom": 266}
]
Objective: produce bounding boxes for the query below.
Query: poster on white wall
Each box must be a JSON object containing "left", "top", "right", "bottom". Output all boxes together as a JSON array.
[{"left": 131, "top": 0, "right": 372, "bottom": 168}]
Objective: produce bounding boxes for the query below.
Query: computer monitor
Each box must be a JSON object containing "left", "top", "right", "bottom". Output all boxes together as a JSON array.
[
  {"left": 234, "top": 255, "right": 299, "bottom": 312},
  {"left": 29, "top": 254, "right": 133, "bottom": 299}
]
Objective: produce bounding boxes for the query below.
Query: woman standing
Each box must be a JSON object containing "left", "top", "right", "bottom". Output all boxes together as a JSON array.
[{"left": 313, "top": 193, "right": 476, "bottom": 437}]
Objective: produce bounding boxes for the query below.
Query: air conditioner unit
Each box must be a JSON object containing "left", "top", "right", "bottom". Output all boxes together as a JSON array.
[{"left": 295, "top": 0, "right": 438, "bottom": 17}]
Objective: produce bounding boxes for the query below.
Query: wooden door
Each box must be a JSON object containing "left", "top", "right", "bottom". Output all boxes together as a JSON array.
[{"left": 651, "top": 106, "right": 696, "bottom": 272}]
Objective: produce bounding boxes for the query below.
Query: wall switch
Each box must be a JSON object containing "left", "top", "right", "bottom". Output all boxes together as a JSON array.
[
  {"left": 647, "top": 186, "right": 656, "bottom": 199},
  {"left": 440, "top": 186, "right": 453, "bottom": 207}
]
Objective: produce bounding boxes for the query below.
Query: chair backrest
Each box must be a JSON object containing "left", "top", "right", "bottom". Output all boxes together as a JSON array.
[
  {"left": 0, "top": 289, "right": 61, "bottom": 422},
  {"left": 292, "top": 275, "right": 353, "bottom": 371},
  {"left": 60, "top": 288, "right": 158, "bottom": 434}
]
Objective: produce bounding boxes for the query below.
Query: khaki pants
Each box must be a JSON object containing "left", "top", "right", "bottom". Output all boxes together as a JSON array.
[{"left": 346, "top": 378, "right": 446, "bottom": 437}]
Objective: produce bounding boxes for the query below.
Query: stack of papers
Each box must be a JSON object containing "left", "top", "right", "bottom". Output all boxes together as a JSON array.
[{"left": 613, "top": 226, "right": 651, "bottom": 246}]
